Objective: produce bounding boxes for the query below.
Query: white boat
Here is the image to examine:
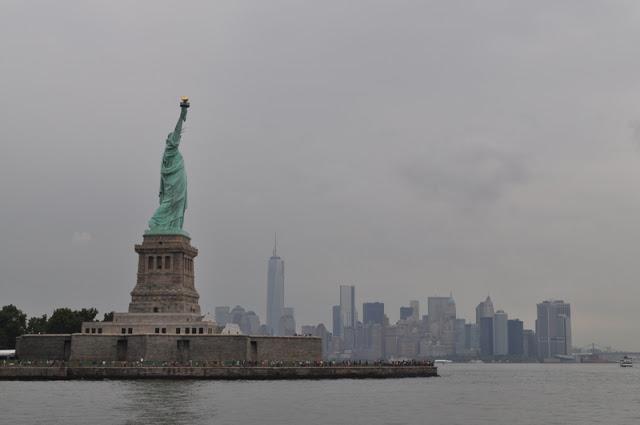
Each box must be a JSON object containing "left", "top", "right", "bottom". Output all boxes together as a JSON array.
[
  {"left": 620, "top": 356, "right": 633, "bottom": 367},
  {"left": 0, "top": 349, "right": 16, "bottom": 359},
  {"left": 434, "top": 359, "right": 452, "bottom": 364}
]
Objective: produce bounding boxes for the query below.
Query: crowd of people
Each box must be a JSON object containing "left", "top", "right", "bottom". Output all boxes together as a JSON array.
[{"left": 2, "top": 358, "right": 435, "bottom": 368}]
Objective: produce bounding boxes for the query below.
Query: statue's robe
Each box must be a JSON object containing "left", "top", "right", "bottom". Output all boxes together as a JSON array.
[{"left": 148, "top": 127, "right": 188, "bottom": 232}]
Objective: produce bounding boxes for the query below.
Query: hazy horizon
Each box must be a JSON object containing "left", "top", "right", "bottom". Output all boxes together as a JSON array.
[{"left": 3, "top": 1, "right": 640, "bottom": 350}]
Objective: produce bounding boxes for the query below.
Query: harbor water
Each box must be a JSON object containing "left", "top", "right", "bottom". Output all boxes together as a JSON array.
[{"left": 1, "top": 363, "right": 639, "bottom": 425}]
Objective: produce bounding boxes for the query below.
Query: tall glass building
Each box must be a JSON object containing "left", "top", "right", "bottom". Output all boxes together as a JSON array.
[
  {"left": 508, "top": 319, "right": 524, "bottom": 356},
  {"left": 536, "top": 300, "right": 572, "bottom": 360},
  {"left": 409, "top": 300, "right": 420, "bottom": 321},
  {"left": 332, "top": 305, "right": 342, "bottom": 337},
  {"left": 339, "top": 285, "right": 356, "bottom": 330},
  {"left": 363, "top": 302, "right": 384, "bottom": 326},
  {"left": 475, "top": 295, "right": 495, "bottom": 325},
  {"left": 480, "top": 316, "right": 494, "bottom": 357},
  {"left": 266, "top": 238, "right": 284, "bottom": 335},
  {"left": 493, "top": 310, "right": 509, "bottom": 356}
]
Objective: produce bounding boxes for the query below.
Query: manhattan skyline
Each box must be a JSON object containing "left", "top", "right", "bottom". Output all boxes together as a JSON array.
[{"left": 4, "top": 1, "right": 640, "bottom": 350}]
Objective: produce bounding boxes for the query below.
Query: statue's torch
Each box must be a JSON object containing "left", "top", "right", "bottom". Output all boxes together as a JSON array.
[{"left": 179, "top": 96, "right": 189, "bottom": 122}]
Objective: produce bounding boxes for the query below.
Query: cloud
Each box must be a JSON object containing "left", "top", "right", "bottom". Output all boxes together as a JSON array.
[
  {"left": 399, "top": 145, "right": 528, "bottom": 208},
  {"left": 71, "top": 231, "right": 93, "bottom": 246},
  {"left": 629, "top": 120, "right": 640, "bottom": 148}
]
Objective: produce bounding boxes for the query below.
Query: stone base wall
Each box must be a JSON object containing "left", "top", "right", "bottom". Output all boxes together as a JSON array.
[
  {"left": 135, "top": 335, "right": 250, "bottom": 362},
  {"left": 16, "top": 334, "right": 322, "bottom": 363},
  {"left": 251, "top": 336, "right": 323, "bottom": 362},
  {"left": 15, "top": 335, "right": 72, "bottom": 361},
  {"left": 0, "top": 366, "right": 438, "bottom": 380},
  {"left": 68, "top": 335, "right": 123, "bottom": 361}
]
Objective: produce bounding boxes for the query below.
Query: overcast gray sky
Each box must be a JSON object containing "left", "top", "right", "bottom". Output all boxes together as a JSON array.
[{"left": 3, "top": 1, "right": 640, "bottom": 349}]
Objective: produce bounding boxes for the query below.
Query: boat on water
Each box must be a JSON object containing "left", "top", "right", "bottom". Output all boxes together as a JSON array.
[
  {"left": 0, "top": 350, "right": 16, "bottom": 360},
  {"left": 620, "top": 356, "right": 633, "bottom": 367},
  {"left": 434, "top": 359, "right": 453, "bottom": 365},
  {"left": 580, "top": 354, "right": 612, "bottom": 364}
]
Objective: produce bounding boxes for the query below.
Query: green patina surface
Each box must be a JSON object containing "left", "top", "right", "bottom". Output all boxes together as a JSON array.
[{"left": 146, "top": 103, "right": 190, "bottom": 236}]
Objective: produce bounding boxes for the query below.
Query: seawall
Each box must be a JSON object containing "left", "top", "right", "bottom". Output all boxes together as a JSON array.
[{"left": 0, "top": 365, "right": 437, "bottom": 381}]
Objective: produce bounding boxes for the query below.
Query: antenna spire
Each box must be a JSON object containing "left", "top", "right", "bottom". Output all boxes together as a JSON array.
[{"left": 273, "top": 232, "right": 277, "bottom": 257}]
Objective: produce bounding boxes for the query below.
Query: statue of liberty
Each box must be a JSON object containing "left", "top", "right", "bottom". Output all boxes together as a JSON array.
[{"left": 146, "top": 97, "right": 191, "bottom": 235}]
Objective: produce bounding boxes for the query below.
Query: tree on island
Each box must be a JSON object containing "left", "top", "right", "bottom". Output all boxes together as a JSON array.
[
  {"left": 0, "top": 306, "right": 101, "bottom": 343},
  {"left": 26, "top": 314, "right": 48, "bottom": 334},
  {"left": 46, "top": 308, "right": 98, "bottom": 334},
  {"left": 0, "top": 305, "right": 27, "bottom": 349},
  {"left": 103, "top": 311, "right": 114, "bottom": 322}
]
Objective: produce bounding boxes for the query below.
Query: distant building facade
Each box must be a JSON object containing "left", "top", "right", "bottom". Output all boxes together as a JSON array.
[
  {"left": 363, "top": 302, "right": 385, "bottom": 326},
  {"left": 409, "top": 300, "right": 420, "bottom": 321},
  {"left": 493, "top": 310, "right": 508, "bottom": 356},
  {"left": 280, "top": 307, "right": 296, "bottom": 336},
  {"left": 427, "top": 296, "right": 457, "bottom": 355},
  {"left": 465, "top": 323, "right": 480, "bottom": 353},
  {"left": 479, "top": 316, "right": 494, "bottom": 357},
  {"left": 475, "top": 296, "right": 494, "bottom": 325},
  {"left": 332, "top": 305, "right": 342, "bottom": 337},
  {"left": 454, "top": 318, "right": 466, "bottom": 354},
  {"left": 340, "top": 285, "right": 356, "bottom": 330},
  {"left": 508, "top": 319, "right": 524, "bottom": 356},
  {"left": 214, "top": 306, "right": 230, "bottom": 327},
  {"left": 536, "top": 300, "right": 572, "bottom": 359},
  {"left": 523, "top": 329, "right": 537, "bottom": 359},
  {"left": 399, "top": 306, "right": 414, "bottom": 321}
]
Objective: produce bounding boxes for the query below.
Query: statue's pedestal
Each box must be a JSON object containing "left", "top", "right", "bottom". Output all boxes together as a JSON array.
[
  {"left": 83, "top": 234, "right": 217, "bottom": 336},
  {"left": 129, "top": 234, "right": 200, "bottom": 314}
]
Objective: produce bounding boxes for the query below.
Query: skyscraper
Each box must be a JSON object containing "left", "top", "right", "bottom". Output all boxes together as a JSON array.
[
  {"left": 266, "top": 236, "right": 284, "bottom": 335},
  {"left": 239, "top": 310, "right": 261, "bottom": 335},
  {"left": 455, "top": 318, "right": 466, "bottom": 354},
  {"left": 493, "top": 310, "right": 508, "bottom": 356},
  {"left": 363, "top": 302, "right": 385, "bottom": 326},
  {"left": 536, "top": 300, "right": 572, "bottom": 359},
  {"left": 428, "top": 296, "right": 456, "bottom": 323},
  {"left": 479, "top": 316, "right": 494, "bottom": 357},
  {"left": 340, "top": 285, "right": 356, "bottom": 330},
  {"left": 332, "top": 305, "right": 342, "bottom": 337},
  {"left": 427, "top": 296, "right": 457, "bottom": 355},
  {"left": 508, "top": 319, "right": 524, "bottom": 356},
  {"left": 399, "top": 306, "right": 414, "bottom": 321},
  {"left": 280, "top": 307, "right": 296, "bottom": 336},
  {"left": 409, "top": 300, "right": 420, "bottom": 321},
  {"left": 523, "top": 329, "right": 537, "bottom": 358},
  {"left": 214, "top": 306, "right": 230, "bottom": 327},
  {"left": 229, "top": 305, "right": 246, "bottom": 326},
  {"left": 465, "top": 323, "right": 480, "bottom": 353},
  {"left": 475, "top": 296, "right": 495, "bottom": 325}
]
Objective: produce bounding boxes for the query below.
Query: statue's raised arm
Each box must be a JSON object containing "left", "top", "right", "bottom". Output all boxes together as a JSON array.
[
  {"left": 176, "top": 96, "right": 189, "bottom": 128},
  {"left": 168, "top": 97, "right": 189, "bottom": 147},
  {"left": 146, "top": 98, "right": 191, "bottom": 236}
]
